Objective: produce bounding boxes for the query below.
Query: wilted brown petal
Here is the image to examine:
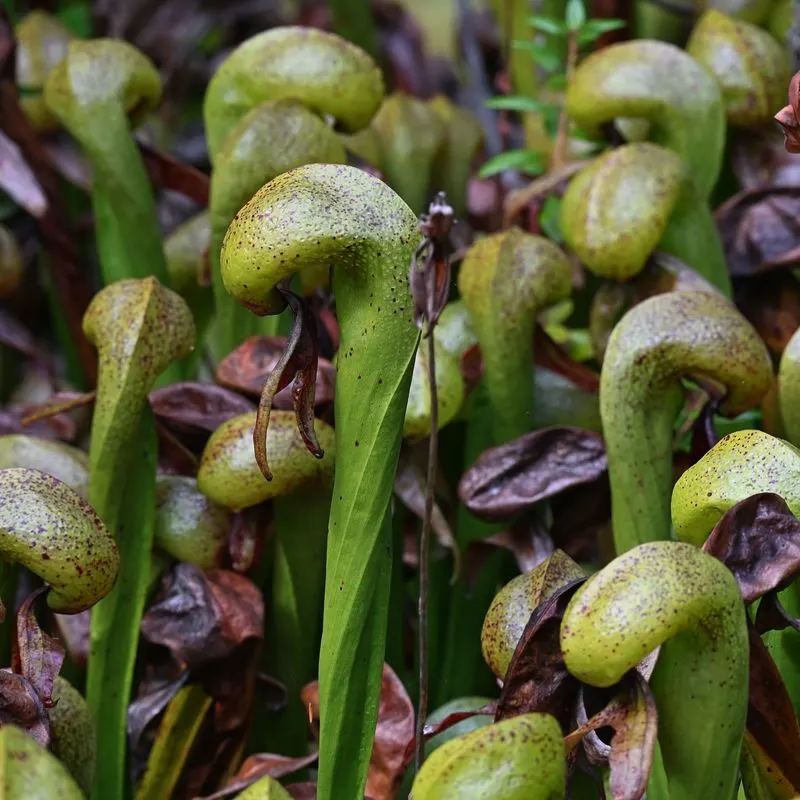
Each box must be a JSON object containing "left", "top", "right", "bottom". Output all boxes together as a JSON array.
[
  {"left": 745, "top": 625, "right": 800, "bottom": 789},
  {"left": 0, "top": 670, "right": 50, "bottom": 746},
  {"left": 565, "top": 672, "right": 658, "bottom": 800},
  {"left": 20, "top": 391, "right": 96, "bottom": 427},
  {"left": 703, "top": 493, "right": 800, "bottom": 604},
  {"left": 301, "top": 664, "right": 414, "bottom": 800},
  {"left": 150, "top": 382, "right": 254, "bottom": 436},
  {"left": 197, "top": 752, "right": 319, "bottom": 800},
  {"left": 216, "top": 337, "right": 335, "bottom": 409},
  {"left": 495, "top": 578, "right": 586, "bottom": 729},
  {"left": 141, "top": 564, "right": 264, "bottom": 665},
  {"left": 0, "top": 130, "right": 47, "bottom": 217},
  {"left": 775, "top": 71, "right": 800, "bottom": 154},
  {"left": 459, "top": 426, "right": 607, "bottom": 521},
  {"left": 13, "top": 587, "right": 64, "bottom": 706},
  {"left": 716, "top": 186, "right": 800, "bottom": 276}
]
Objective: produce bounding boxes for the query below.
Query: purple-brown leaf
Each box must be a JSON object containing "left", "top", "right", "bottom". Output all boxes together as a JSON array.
[
  {"left": 459, "top": 426, "right": 607, "bottom": 521},
  {"left": 197, "top": 752, "right": 319, "bottom": 799},
  {"left": 0, "top": 669, "right": 50, "bottom": 746},
  {"left": 150, "top": 382, "right": 255, "bottom": 436},
  {"left": 495, "top": 577, "right": 586, "bottom": 729},
  {"left": 702, "top": 493, "right": 800, "bottom": 604}
]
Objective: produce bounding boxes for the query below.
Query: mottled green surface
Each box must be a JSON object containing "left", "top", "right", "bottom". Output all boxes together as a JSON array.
[
  {"left": 0, "top": 224, "right": 24, "bottom": 298},
  {"left": 560, "top": 143, "right": 730, "bottom": 293},
  {"left": 703, "top": 0, "right": 772, "bottom": 23},
  {"left": 221, "top": 163, "right": 419, "bottom": 800},
  {"left": 15, "top": 10, "right": 74, "bottom": 132},
  {"left": 154, "top": 475, "right": 231, "bottom": 568},
  {"left": 49, "top": 676, "right": 96, "bottom": 796},
  {"left": 600, "top": 291, "right": 771, "bottom": 553},
  {"left": 531, "top": 368, "right": 603, "bottom": 433},
  {"left": 0, "top": 468, "right": 117, "bottom": 613},
  {"left": 0, "top": 436, "right": 89, "bottom": 499},
  {"left": 411, "top": 713, "right": 566, "bottom": 799},
  {"left": 561, "top": 540, "right": 748, "bottom": 800},
  {"left": 204, "top": 26, "right": 383, "bottom": 159},
  {"left": 672, "top": 430, "right": 800, "bottom": 545},
  {"left": 198, "top": 410, "right": 335, "bottom": 511},
  {"left": 566, "top": 40, "right": 725, "bottom": 197},
  {"left": 84, "top": 277, "right": 195, "bottom": 522},
  {"left": 0, "top": 725, "right": 84, "bottom": 799},
  {"left": 237, "top": 776, "right": 293, "bottom": 800},
  {"left": 43, "top": 40, "right": 169, "bottom": 287},
  {"left": 369, "top": 92, "right": 446, "bottom": 213},
  {"left": 482, "top": 551, "right": 585, "bottom": 679},
  {"left": 780, "top": 326, "right": 800, "bottom": 446},
  {"left": 687, "top": 10, "right": 790, "bottom": 128},
  {"left": 458, "top": 228, "right": 572, "bottom": 445}
]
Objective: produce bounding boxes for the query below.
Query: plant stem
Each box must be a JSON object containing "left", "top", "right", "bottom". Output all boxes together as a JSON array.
[
  {"left": 415, "top": 320, "right": 438, "bottom": 772},
  {"left": 549, "top": 30, "right": 578, "bottom": 172}
]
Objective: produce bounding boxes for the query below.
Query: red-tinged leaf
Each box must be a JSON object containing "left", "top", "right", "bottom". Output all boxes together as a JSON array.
[
  {"left": 216, "top": 337, "right": 335, "bottom": 408},
  {"left": 301, "top": 664, "right": 414, "bottom": 800},
  {"left": 564, "top": 672, "right": 658, "bottom": 800},
  {"left": 754, "top": 591, "right": 800, "bottom": 634},
  {"left": 13, "top": 587, "right": 64, "bottom": 706},
  {"left": 716, "top": 186, "right": 800, "bottom": 276},
  {"left": 458, "top": 426, "right": 607, "bottom": 521},
  {"left": 138, "top": 141, "right": 209, "bottom": 206},
  {"left": 534, "top": 325, "right": 600, "bottom": 393},
  {"left": 141, "top": 564, "right": 263, "bottom": 666},
  {"left": 196, "top": 752, "right": 319, "bottom": 800},
  {"left": 775, "top": 71, "right": 800, "bottom": 154},
  {"left": 286, "top": 783, "right": 318, "bottom": 799},
  {"left": 702, "top": 493, "right": 800, "bottom": 604},
  {"left": 150, "top": 383, "right": 255, "bottom": 437},
  {"left": 0, "top": 130, "right": 47, "bottom": 217},
  {"left": 227, "top": 511, "right": 259, "bottom": 574},
  {"left": 495, "top": 578, "right": 586, "bottom": 729},
  {"left": 0, "top": 669, "right": 50, "bottom": 746},
  {"left": 745, "top": 624, "right": 800, "bottom": 790}
]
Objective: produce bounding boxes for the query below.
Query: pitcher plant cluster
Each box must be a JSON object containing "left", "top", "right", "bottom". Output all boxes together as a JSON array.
[{"left": 0, "top": 0, "right": 799, "bottom": 798}]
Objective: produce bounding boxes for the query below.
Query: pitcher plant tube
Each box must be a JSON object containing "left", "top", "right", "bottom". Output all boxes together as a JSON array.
[
  {"left": 561, "top": 540, "right": 748, "bottom": 800},
  {"left": 82, "top": 277, "right": 195, "bottom": 800},
  {"left": 600, "top": 290, "right": 771, "bottom": 554},
  {"left": 219, "top": 163, "right": 420, "bottom": 799},
  {"left": 779, "top": 324, "right": 800, "bottom": 446},
  {"left": 198, "top": 408, "right": 335, "bottom": 754},
  {"left": 458, "top": 228, "right": 572, "bottom": 446},
  {"left": 203, "top": 26, "right": 383, "bottom": 360},
  {"left": 566, "top": 39, "right": 725, "bottom": 197},
  {"left": 43, "top": 40, "right": 171, "bottom": 288}
]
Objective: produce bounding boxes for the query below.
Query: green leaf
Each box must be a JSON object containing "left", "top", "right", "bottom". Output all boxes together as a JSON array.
[
  {"left": 578, "top": 18, "right": 626, "bottom": 44},
  {"left": 544, "top": 73, "right": 569, "bottom": 91},
  {"left": 485, "top": 95, "right": 551, "bottom": 113},
  {"left": 478, "top": 150, "right": 547, "bottom": 178},
  {"left": 566, "top": 0, "right": 587, "bottom": 31},
  {"left": 539, "top": 195, "right": 563, "bottom": 243},
  {"left": 511, "top": 40, "right": 563, "bottom": 72},
  {"left": 527, "top": 14, "right": 567, "bottom": 35}
]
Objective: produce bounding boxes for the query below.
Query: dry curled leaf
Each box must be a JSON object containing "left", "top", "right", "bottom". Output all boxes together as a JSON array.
[
  {"left": 702, "top": 493, "right": 800, "bottom": 604},
  {"left": 495, "top": 577, "right": 586, "bottom": 729},
  {"left": 459, "top": 426, "right": 607, "bottom": 521},
  {"left": 565, "top": 672, "right": 658, "bottom": 800},
  {"left": 735, "top": 272, "right": 800, "bottom": 355},
  {"left": 775, "top": 71, "right": 800, "bottom": 154},
  {"left": 150, "top": 382, "right": 255, "bottom": 437},
  {"left": 302, "top": 664, "right": 414, "bottom": 800},
  {"left": 0, "top": 670, "right": 50, "bottom": 746}
]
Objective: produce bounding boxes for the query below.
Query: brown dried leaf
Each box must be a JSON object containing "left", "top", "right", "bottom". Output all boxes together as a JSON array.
[
  {"left": 745, "top": 624, "right": 800, "bottom": 790},
  {"left": 754, "top": 591, "right": 800, "bottom": 634},
  {"left": 702, "top": 493, "right": 800, "bottom": 604},
  {"left": 196, "top": 752, "right": 319, "bottom": 800},
  {"left": 716, "top": 186, "right": 800, "bottom": 276},
  {"left": 150, "top": 382, "right": 254, "bottom": 436},
  {"left": 0, "top": 670, "right": 50, "bottom": 746},
  {"left": 301, "top": 664, "right": 414, "bottom": 800},
  {"left": 141, "top": 564, "right": 263, "bottom": 665},
  {"left": 53, "top": 610, "right": 89, "bottom": 666},
  {"left": 128, "top": 671, "right": 188, "bottom": 761},
  {"left": 216, "top": 337, "right": 335, "bottom": 408},
  {"left": 495, "top": 577, "right": 586, "bottom": 729},
  {"left": 0, "top": 405, "right": 76, "bottom": 440},
  {"left": 20, "top": 391, "right": 96, "bottom": 426},
  {"left": 138, "top": 141, "right": 209, "bottom": 206},
  {"left": 286, "top": 784, "right": 318, "bottom": 799},
  {"left": 735, "top": 272, "right": 800, "bottom": 355},
  {"left": 13, "top": 587, "right": 64, "bottom": 706},
  {"left": 731, "top": 128, "right": 800, "bottom": 190},
  {"left": 458, "top": 426, "right": 607, "bottom": 521},
  {"left": 775, "top": 71, "right": 800, "bottom": 154},
  {"left": 564, "top": 672, "right": 658, "bottom": 800}
]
